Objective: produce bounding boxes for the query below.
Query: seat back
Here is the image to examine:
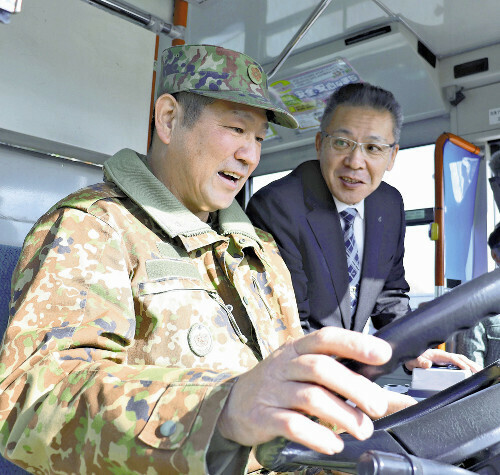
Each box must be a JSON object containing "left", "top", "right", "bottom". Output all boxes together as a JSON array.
[
  {"left": 0, "top": 244, "right": 31, "bottom": 474},
  {"left": 0, "top": 244, "right": 21, "bottom": 339},
  {"left": 0, "top": 244, "right": 22, "bottom": 343}
]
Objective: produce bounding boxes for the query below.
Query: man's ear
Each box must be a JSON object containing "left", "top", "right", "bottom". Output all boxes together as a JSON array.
[
  {"left": 155, "top": 94, "right": 180, "bottom": 145},
  {"left": 386, "top": 144, "right": 399, "bottom": 171},
  {"left": 315, "top": 131, "right": 323, "bottom": 155}
]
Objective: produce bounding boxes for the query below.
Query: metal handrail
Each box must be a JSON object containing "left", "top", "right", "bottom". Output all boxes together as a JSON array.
[
  {"left": 80, "top": 0, "right": 184, "bottom": 38},
  {"left": 266, "top": 0, "right": 333, "bottom": 80}
]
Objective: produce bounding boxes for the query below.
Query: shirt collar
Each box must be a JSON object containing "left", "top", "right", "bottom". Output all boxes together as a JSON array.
[{"left": 332, "top": 195, "right": 365, "bottom": 220}]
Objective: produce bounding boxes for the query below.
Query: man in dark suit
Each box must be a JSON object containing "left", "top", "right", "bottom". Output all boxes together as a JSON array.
[
  {"left": 247, "top": 82, "right": 409, "bottom": 335},
  {"left": 247, "top": 82, "right": 481, "bottom": 374}
]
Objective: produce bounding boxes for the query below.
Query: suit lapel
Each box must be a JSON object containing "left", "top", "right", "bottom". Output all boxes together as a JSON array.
[
  {"left": 302, "top": 163, "right": 352, "bottom": 329},
  {"left": 355, "top": 191, "right": 384, "bottom": 332}
]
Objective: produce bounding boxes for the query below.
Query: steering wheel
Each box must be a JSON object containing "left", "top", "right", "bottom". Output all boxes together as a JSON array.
[{"left": 256, "top": 268, "right": 500, "bottom": 473}]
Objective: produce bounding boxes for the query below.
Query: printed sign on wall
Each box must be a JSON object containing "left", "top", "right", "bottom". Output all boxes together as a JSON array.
[{"left": 270, "top": 58, "right": 361, "bottom": 132}]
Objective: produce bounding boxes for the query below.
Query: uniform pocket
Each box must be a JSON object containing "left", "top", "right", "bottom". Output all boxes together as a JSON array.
[
  {"left": 138, "top": 384, "right": 208, "bottom": 450},
  {"left": 135, "top": 276, "right": 221, "bottom": 360}
]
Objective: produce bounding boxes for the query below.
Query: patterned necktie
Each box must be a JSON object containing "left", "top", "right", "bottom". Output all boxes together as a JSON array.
[{"left": 339, "top": 208, "right": 360, "bottom": 316}]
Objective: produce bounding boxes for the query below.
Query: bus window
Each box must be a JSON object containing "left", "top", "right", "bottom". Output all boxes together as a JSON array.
[
  {"left": 252, "top": 169, "right": 292, "bottom": 194},
  {"left": 384, "top": 144, "right": 435, "bottom": 209},
  {"left": 384, "top": 144, "right": 435, "bottom": 307}
]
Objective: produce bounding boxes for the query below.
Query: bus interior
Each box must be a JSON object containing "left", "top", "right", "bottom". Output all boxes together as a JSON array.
[
  {"left": 1, "top": 0, "right": 499, "bottom": 304},
  {"left": 0, "top": 1, "right": 499, "bottom": 473}
]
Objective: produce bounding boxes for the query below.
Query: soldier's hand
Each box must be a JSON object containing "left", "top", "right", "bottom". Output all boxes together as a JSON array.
[
  {"left": 216, "top": 327, "right": 392, "bottom": 455},
  {"left": 380, "top": 390, "right": 417, "bottom": 418}
]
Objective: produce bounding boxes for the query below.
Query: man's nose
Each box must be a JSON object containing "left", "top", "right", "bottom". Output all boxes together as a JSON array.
[
  {"left": 235, "top": 139, "right": 260, "bottom": 166},
  {"left": 344, "top": 144, "right": 366, "bottom": 168}
]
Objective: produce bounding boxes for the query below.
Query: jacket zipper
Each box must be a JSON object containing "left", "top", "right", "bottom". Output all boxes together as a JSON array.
[
  {"left": 251, "top": 276, "right": 276, "bottom": 319},
  {"left": 208, "top": 291, "right": 248, "bottom": 344}
]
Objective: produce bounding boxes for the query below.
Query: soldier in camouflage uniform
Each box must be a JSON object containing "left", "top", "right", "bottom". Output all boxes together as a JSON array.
[{"left": 0, "top": 45, "right": 400, "bottom": 474}]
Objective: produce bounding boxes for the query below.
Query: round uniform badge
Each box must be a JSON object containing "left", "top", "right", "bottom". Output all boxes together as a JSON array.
[
  {"left": 188, "top": 323, "right": 213, "bottom": 357},
  {"left": 248, "top": 64, "right": 263, "bottom": 85}
]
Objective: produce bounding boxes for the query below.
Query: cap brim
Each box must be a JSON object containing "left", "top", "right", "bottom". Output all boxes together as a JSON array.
[{"left": 190, "top": 89, "right": 299, "bottom": 129}]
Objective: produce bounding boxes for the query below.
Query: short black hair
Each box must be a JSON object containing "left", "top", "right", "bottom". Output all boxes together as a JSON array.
[
  {"left": 488, "top": 223, "right": 500, "bottom": 250},
  {"left": 320, "top": 82, "right": 403, "bottom": 143},
  {"left": 490, "top": 150, "right": 500, "bottom": 177}
]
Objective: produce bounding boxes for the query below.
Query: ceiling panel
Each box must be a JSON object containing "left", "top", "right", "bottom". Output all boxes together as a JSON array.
[
  {"left": 185, "top": 0, "right": 500, "bottom": 64},
  {"left": 185, "top": 0, "right": 392, "bottom": 65},
  {"left": 382, "top": 0, "right": 500, "bottom": 57}
]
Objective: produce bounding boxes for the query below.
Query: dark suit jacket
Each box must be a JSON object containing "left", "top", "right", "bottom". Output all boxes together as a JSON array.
[{"left": 246, "top": 160, "right": 410, "bottom": 333}]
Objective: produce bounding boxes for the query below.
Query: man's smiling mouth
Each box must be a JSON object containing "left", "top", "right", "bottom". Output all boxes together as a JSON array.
[
  {"left": 341, "top": 176, "right": 362, "bottom": 184},
  {"left": 219, "top": 171, "right": 241, "bottom": 182}
]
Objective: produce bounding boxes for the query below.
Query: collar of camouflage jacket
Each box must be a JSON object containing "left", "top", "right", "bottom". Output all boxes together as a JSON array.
[{"left": 104, "top": 148, "right": 263, "bottom": 247}]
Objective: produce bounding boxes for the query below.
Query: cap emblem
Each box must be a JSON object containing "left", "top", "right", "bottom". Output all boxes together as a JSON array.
[{"left": 248, "top": 64, "right": 263, "bottom": 85}]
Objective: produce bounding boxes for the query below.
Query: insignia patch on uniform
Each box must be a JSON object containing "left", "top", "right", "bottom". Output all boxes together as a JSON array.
[
  {"left": 187, "top": 323, "right": 213, "bottom": 357},
  {"left": 248, "top": 64, "right": 263, "bottom": 85}
]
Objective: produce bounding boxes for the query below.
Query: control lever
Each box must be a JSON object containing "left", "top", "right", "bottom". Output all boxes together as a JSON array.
[{"left": 357, "top": 450, "right": 476, "bottom": 474}]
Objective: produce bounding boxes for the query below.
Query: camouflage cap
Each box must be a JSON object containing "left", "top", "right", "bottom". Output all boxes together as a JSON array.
[{"left": 158, "top": 44, "right": 298, "bottom": 129}]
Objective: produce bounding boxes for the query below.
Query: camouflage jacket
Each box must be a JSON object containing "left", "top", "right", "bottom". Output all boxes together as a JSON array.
[
  {"left": 0, "top": 149, "right": 303, "bottom": 474},
  {"left": 455, "top": 314, "right": 500, "bottom": 367}
]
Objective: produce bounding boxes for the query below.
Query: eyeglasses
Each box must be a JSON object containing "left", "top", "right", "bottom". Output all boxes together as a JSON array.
[{"left": 320, "top": 132, "right": 396, "bottom": 159}]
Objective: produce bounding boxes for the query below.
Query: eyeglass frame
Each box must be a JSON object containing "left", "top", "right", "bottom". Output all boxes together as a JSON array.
[{"left": 319, "top": 131, "right": 397, "bottom": 159}]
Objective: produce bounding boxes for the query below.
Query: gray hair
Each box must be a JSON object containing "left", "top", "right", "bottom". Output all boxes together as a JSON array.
[
  {"left": 320, "top": 82, "right": 403, "bottom": 143},
  {"left": 173, "top": 91, "right": 216, "bottom": 128},
  {"left": 149, "top": 91, "right": 216, "bottom": 146},
  {"left": 490, "top": 150, "right": 500, "bottom": 177}
]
